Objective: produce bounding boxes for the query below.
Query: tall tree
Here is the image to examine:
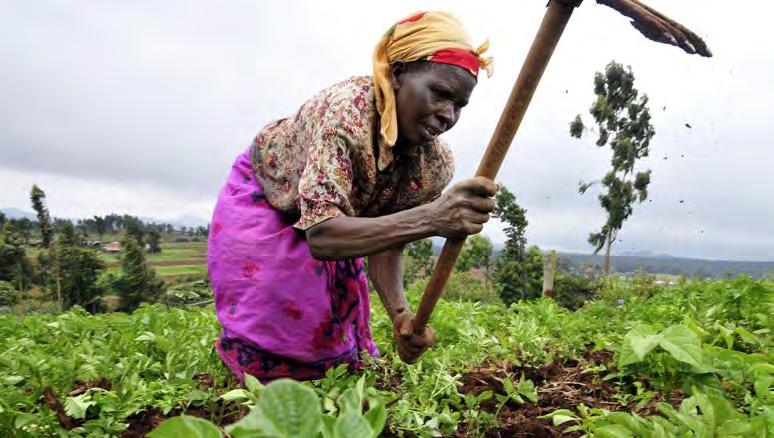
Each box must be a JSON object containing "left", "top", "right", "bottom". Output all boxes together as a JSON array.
[
  {"left": 30, "top": 185, "right": 62, "bottom": 309},
  {"left": 125, "top": 217, "right": 145, "bottom": 248},
  {"left": 30, "top": 185, "right": 54, "bottom": 247},
  {"left": 491, "top": 186, "right": 542, "bottom": 304},
  {"left": 146, "top": 229, "right": 162, "bottom": 254},
  {"left": 93, "top": 216, "right": 107, "bottom": 237},
  {"left": 0, "top": 223, "right": 28, "bottom": 312},
  {"left": 56, "top": 236, "right": 106, "bottom": 312},
  {"left": 112, "top": 235, "right": 164, "bottom": 312},
  {"left": 570, "top": 61, "right": 654, "bottom": 275}
]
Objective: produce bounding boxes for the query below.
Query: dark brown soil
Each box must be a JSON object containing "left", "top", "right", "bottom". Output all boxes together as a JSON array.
[{"left": 454, "top": 350, "right": 681, "bottom": 437}]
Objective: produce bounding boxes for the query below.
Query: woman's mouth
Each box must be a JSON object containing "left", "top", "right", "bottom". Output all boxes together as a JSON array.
[{"left": 423, "top": 124, "right": 442, "bottom": 138}]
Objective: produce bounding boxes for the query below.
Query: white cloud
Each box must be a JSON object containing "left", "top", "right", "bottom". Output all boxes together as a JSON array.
[{"left": 1, "top": 0, "right": 771, "bottom": 260}]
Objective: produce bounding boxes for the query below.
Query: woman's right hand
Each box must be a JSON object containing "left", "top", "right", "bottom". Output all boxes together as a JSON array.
[{"left": 428, "top": 176, "right": 498, "bottom": 239}]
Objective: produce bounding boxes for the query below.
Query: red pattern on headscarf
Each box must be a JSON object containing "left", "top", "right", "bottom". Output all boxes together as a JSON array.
[{"left": 429, "top": 48, "right": 481, "bottom": 79}]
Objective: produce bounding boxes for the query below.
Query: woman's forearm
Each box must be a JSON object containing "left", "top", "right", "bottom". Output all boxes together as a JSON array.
[
  {"left": 367, "top": 248, "right": 410, "bottom": 321},
  {"left": 305, "top": 203, "right": 436, "bottom": 260}
]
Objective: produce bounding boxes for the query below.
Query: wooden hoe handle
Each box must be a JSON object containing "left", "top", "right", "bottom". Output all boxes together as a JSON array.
[{"left": 412, "top": 0, "right": 579, "bottom": 335}]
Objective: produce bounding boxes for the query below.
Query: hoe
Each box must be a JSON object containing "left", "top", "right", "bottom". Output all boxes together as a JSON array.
[{"left": 413, "top": 0, "right": 712, "bottom": 340}]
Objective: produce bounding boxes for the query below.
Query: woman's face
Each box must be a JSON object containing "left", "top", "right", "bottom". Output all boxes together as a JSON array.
[{"left": 391, "top": 61, "right": 477, "bottom": 147}]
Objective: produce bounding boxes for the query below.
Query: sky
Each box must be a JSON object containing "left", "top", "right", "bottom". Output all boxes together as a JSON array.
[{"left": 1, "top": 0, "right": 772, "bottom": 261}]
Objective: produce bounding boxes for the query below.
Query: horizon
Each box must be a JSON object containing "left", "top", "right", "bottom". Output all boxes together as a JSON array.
[{"left": 3, "top": 205, "right": 772, "bottom": 264}]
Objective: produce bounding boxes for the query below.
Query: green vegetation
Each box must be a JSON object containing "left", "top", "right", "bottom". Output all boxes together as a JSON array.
[{"left": 0, "top": 276, "right": 770, "bottom": 436}]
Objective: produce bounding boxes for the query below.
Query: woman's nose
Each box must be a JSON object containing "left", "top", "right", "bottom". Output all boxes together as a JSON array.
[{"left": 436, "top": 102, "right": 454, "bottom": 127}]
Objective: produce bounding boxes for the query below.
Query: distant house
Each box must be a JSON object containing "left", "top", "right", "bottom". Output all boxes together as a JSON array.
[
  {"left": 103, "top": 242, "right": 122, "bottom": 253},
  {"left": 85, "top": 240, "right": 103, "bottom": 248},
  {"left": 27, "top": 238, "right": 44, "bottom": 247}
]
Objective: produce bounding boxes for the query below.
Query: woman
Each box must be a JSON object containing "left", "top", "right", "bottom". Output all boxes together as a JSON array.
[{"left": 207, "top": 11, "right": 498, "bottom": 381}]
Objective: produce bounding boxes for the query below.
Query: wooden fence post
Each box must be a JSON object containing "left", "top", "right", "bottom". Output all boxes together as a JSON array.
[{"left": 542, "top": 250, "right": 557, "bottom": 297}]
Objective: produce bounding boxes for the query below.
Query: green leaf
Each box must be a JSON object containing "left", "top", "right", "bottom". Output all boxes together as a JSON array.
[
  {"left": 3, "top": 375, "right": 24, "bottom": 385},
  {"left": 658, "top": 325, "right": 714, "bottom": 373},
  {"left": 14, "top": 413, "right": 37, "bottom": 429},
  {"left": 605, "top": 412, "right": 648, "bottom": 434},
  {"left": 338, "top": 388, "right": 362, "bottom": 416},
  {"left": 244, "top": 374, "right": 264, "bottom": 394},
  {"left": 221, "top": 389, "right": 253, "bottom": 402},
  {"left": 593, "top": 424, "right": 634, "bottom": 438},
  {"left": 334, "top": 413, "right": 372, "bottom": 438},
  {"left": 64, "top": 393, "right": 96, "bottom": 419},
  {"left": 227, "top": 379, "right": 322, "bottom": 438},
  {"left": 517, "top": 377, "right": 538, "bottom": 403},
  {"left": 363, "top": 399, "right": 386, "bottom": 438},
  {"left": 148, "top": 415, "right": 222, "bottom": 438},
  {"left": 625, "top": 325, "right": 661, "bottom": 362},
  {"left": 551, "top": 415, "right": 578, "bottom": 426}
]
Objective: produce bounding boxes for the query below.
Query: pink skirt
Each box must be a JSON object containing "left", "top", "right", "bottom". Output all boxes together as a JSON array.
[{"left": 207, "top": 147, "right": 379, "bottom": 381}]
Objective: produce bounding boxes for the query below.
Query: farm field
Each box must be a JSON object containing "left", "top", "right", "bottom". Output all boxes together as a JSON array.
[
  {"left": 0, "top": 276, "right": 771, "bottom": 437},
  {"left": 103, "top": 242, "right": 207, "bottom": 280}
]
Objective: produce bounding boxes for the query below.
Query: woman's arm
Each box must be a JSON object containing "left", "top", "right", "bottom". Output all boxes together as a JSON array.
[
  {"left": 307, "top": 204, "right": 434, "bottom": 260},
  {"left": 368, "top": 244, "right": 435, "bottom": 364},
  {"left": 367, "top": 246, "right": 410, "bottom": 320},
  {"left": 306, "top": 177, "right": 498, "bottom": 260}
]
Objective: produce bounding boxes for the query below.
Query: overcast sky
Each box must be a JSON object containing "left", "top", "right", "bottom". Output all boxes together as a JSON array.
[{"left": 1, "top": 1, "right": 772, "bottom": 261}]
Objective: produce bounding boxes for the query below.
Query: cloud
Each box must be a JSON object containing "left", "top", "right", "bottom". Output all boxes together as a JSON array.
[{"left": 1, "top": 0, "right": 771, "bottom": 261}]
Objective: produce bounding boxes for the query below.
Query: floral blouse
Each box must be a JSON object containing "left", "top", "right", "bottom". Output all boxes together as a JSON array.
[{"left": 250, "top": 76, "right": 455, "bottom": 230}]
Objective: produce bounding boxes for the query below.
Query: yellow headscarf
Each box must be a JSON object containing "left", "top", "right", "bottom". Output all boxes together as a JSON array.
[{"left": 373, "top": 11, "right": 493, "bottom": 147}]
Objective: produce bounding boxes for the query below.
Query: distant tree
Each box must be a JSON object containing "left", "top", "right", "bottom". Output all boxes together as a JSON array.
[
  {"left": 457, "top": 234, "right": 493, "bottom": 274},
  {"left": 58, "top": 221, "right": 77, "bottom": 246},
  {"left": 125, "top": 217, "right": 145, "bottom": 248},
  {"left": 55, "top": 234, "right": 105, "bottom": 312},
  {"left": 146, "top": 229, "right": 162, "bottom": 254},
  {"left": 403, "top": 238, "right": 434, "bottom": 287},
  {"left": 30, "top": 185, "right": 54, "bottom": 247},
  {"left": 0, "top": 223, "right": 29, "bottom": 311},
  {"left": 93, "top": 216, "right": 107, "bottom": 237},
  {"left": 112, "top": 235, "right": 164, "bottom": 312},
  {"left": 0, "top": 212, "right": 5, "bottom": 225},
  {"left": 30, "top": 185, "right": 62, "bottom": 309},
  {"left": 570, "top": 61, "right": 654, "bottom": 276},
  {"left": 491, "top": 186, "right": 544, "bottom": 305},
  {"left": 9, "top": 218, "right": 32, "bottom": 243}
]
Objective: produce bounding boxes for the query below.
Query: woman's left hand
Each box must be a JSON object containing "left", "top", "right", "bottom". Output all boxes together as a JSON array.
[{"left": 392, "top": 312, "right": 435, "bottom": 364}]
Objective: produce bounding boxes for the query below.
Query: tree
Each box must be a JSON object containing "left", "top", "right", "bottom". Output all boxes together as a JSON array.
[
  {"left": 402, "top": 238, "right": 433, "bottom": 287},
  {"left": 491, "top": 186, "right": 542, "bottom": 305},
  {"left": 30, "top": 185, "right": 62, "bottom": 309},
  {"left": 125, "top": 217, "right": 145, "bottom": 248},
  {"left": 0, "top": 223, "right": 28, "bottom": 312},
  {"left": 570, "top": 61, "right": 654, "bottom": 276},
  {"left": 457, "top": 234, "right": 493, "bottom": 274},
  {"left": 55, "top": 236, "right": 106, "bottom": 312},
  {"left": 146, "top": 229, "right": 162, "bottom": 254},
  {"left": 93, "top": 216, "right": 107, "bottom": 237},
  {"left": 112, "top": 235, "right": 165, "bottom": 312},
  {"left": 30, "top": 185, "right": 54, "bottom": 247}
]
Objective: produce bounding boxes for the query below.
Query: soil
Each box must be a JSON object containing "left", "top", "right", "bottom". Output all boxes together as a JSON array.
[
  {"left": 454, "top": 350, "right": 681, "bottom": 437},
  {"left": 49, "top": 352, "right": 684, "bottom": 437}
]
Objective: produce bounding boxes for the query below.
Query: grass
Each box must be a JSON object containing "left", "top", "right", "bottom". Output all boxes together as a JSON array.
[{"left": 156, "top": 265, "right": 208, "bottom": 277}]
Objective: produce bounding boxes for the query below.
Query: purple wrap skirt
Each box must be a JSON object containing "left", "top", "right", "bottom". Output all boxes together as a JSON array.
[{"left": 207, "top": 148, "right": 379, "bottom": 381}]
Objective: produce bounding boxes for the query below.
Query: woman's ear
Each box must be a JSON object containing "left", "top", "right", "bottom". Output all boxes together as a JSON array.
[{"left": 390, "top": 62, "right": 406, "bottom": 92}]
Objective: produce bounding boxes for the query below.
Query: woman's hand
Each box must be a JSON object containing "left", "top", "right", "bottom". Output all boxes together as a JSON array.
[
  {"left": 428, "top": 176, "right": 498, "bottom": 239},
  {"left": 392, "top": 312, "right": 435, "bottom": 364}
]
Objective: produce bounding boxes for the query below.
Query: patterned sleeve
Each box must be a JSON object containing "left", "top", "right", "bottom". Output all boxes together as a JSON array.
[
  {"left": 293, "top": 125, "right": 355, "bottom": 231},
  {"left": 425, "top": 138, "right": 456, "bottom": 203}
]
